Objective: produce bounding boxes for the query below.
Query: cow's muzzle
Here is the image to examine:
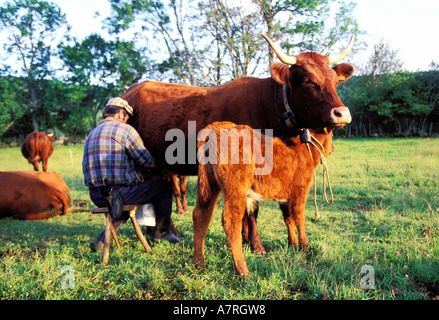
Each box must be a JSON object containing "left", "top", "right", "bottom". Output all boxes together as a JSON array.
[{"left": 330, "top": 106, "right": 351, "bottom": 128}]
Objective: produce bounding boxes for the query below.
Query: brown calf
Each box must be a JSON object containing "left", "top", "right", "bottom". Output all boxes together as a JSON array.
[
  {"left": 193, "top": 121, "right": 334, "bottom": 276},
  {"left": 21, "top": 131, "right": 55, "bottom": 172}
]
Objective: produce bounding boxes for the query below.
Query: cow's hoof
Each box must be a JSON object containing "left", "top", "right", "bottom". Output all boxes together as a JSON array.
[
  {"left": 90, "top": 240, "right": 104, "bottom": 252},
  {"left": 237, "top": 270, "right": 251, "bottom": 277},
  {"left": 193, "top": 258, "right": 205, "bottom": 269}
]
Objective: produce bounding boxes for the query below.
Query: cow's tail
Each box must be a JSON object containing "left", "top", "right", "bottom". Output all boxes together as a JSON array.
[
  {"left": 29, "top": 131, "right": 41, "bottom": 163},
  {"left": 49, "top": 185, "right": 71, "bottom": 216},
  {"left": 31, "top": 185, "right": 71, "bottom": 220}
]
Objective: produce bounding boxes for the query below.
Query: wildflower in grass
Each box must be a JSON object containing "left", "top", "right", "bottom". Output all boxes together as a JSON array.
[{"left": 396, "top": 251, "right": 400, "bottom": 255}]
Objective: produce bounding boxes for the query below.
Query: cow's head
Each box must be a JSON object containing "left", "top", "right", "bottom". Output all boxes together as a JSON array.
[{"left": 262, "top": 34, "right": 354, "bottom": 130}]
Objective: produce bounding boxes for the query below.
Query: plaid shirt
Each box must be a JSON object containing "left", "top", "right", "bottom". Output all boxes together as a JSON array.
[{"left": 82, "top": 118, "right": 154, "bottom": 188}]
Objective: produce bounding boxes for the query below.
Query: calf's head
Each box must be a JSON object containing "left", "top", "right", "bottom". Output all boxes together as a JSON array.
[{"left": 262, "top": 34, "right": 354, "bottom": 129}]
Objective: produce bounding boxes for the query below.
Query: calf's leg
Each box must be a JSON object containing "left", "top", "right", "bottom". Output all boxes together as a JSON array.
[
  {"left": 293, "top": 203, "right": 309, "bottom": 249},
  {"left": 242, "top": 203, "right": 266, "bottom": 254},
  {"left": 222, "top": 198, "right": 250, "bottom": 276},
  {"left": 280, "top": 201, "right": 309, "bottom": 249},
  {"left": 192, "top": 187, "right": 220, "bottom": 269}
]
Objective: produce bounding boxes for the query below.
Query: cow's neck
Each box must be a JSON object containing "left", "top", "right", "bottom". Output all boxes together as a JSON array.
[{"left": 273, "top": 81, "right": 303, "bottom": 138}]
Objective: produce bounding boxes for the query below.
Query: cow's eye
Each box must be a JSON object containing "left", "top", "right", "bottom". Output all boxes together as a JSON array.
[{"left": 305, "top": 79, "right": 317, "bottom": 87}]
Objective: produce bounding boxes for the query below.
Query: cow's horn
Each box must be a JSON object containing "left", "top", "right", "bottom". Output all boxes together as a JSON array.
[
  {"left": 261, "top": 34, "right": 297, "bottom": 65},
  {"left": 328, "top": 35, "right": 355, "bottom": 64}
]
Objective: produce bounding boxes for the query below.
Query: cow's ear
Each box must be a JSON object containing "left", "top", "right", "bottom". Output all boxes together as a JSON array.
[
  {"left": 332, "top": 63, "right": 355, "bottom": 82},
  {"left": 270, "top": 63, "right": 291, "bottom": 85}
]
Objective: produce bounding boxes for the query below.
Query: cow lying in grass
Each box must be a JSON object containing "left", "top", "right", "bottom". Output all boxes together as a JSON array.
[
  {"left": 192, "top": 121, "right": 334, "bottom": 276},
  {"left": 0, "top": 171, "right": 71, "bottom": 220}
]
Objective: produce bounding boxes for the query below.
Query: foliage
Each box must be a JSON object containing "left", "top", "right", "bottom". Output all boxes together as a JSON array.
[
  {"left": 0, "top": 138, "right": 438, "bottom": 300},
  {"left": 60, "top": 34, "right": 150, "bottom": 126},
  {"left": 105, "top": 0, "right": 361, "bottom": 84},
  {"left": 338, "top": 70, "right": 439, "bottom": 137},
  {"left": 0, "top": 0, "right": 68, "bottom": 131}
]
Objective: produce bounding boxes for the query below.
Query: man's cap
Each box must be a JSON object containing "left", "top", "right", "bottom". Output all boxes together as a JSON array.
[{"left": 105, "top": 97, "right": 133, "bottom": 116}]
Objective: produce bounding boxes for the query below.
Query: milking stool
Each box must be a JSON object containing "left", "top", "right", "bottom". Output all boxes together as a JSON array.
[{"left": 91, "top": 204, "right": 156, "bottom": 265}]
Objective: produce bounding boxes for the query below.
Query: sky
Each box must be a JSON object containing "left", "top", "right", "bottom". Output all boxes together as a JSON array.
[
  {"left": 351, "top": 0, "right": 439, "bottom": 71},
  {"left": 5, "top": 0, "right": 439, "bottom": 72}
]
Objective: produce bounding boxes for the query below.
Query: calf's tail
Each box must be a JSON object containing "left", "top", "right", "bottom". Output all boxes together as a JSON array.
[{"left": 197, "top": 131, "right": 215, "bottom": 205}]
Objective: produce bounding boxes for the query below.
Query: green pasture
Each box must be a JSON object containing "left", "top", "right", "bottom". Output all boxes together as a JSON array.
[{"left": 0, "top": 138, "right": 438, "bottom": 300}]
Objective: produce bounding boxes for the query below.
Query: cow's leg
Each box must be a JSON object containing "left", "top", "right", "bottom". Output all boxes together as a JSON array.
[
  {"left": 242, "top": 203, "right": 266, "bottom": 254},
  {"left": 242, "top": 210, "right": 250, "bottom": 243},
  {"left": 171, "top": 174, "right": 184, "bottom": 215},
  {"left": 32, "top": 161, "right": 39, "bottom": 171},
  {"left": 180, "top": 176, "right": 189, "bottom": 214},
  {"left": 293, "top": 202, "right": 309, "bottom": 250},
  {"left": 279, "top": 202, "right": 299, "bottom": 247},
  {"left": 222, "top": 197, "right": 250, "bottom": 276},
  {"left": 193, "top": 187, "right": 221, "bottom": 269},
  {"left": 42, "top": 158, "right": 48, "bottom": 172},
  {"left": 280, "top": 201, "right": 309, "bottom": 250}
]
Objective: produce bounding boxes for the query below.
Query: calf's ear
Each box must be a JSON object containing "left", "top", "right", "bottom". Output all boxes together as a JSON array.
[
  {"left": 270, "top": 63, "right": 291, "bottom": 85},
  {"left": 332, "top": 63, "right": 355, "bottom": 82}
]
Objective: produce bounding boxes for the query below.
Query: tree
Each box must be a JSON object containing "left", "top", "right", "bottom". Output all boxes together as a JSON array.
[
  {"left": 0, "top": 0, "right": 68, "bottom": 131},
  {"left": 106, "top": 0, "right": 204, "bottom": 85},
  {"left": 252, "top": 0, "right": 362, "bottom": 68},
  {"left": 106, "top": 0, "right": 362, "bottom": 85},
  {"left": 60, "top": 34, "right": 150, "bottom": 127},
  {"left": 360, "top": 38, "right": 404, "bottom": 83},
  {"left": 0, "top": 76, "right": 27, "bottom": 140},
  {"left": 199, "top": 0, "right": 265, "bottom": 83}
]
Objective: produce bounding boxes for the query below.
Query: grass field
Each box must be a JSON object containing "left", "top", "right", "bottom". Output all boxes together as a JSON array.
[{"left": 0, "top": 137, "right": 438, "bottom": 301}]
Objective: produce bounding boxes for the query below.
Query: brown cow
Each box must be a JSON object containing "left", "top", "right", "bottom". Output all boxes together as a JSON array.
[
  {"left": 193, "top": 121, "right": 335, "bottom": 276},
  {"left": 121, "top": 34, "right": 354, "bottom": 176},
  {"left": 171, "top": 174, "right": 189, "bottom": 215},
  {"left": 21, "top": 131, "right": 55, "bottom": 172},
  {"left": 0, "top": 171, "right": 71, "bottom": 220}
]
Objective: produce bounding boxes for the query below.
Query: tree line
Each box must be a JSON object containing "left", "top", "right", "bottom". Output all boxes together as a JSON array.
[
  {"left": 0, "top": 0, "right": 437, "bottom": 144},
  {"left": 337, "top": 67, "right": 439, "bottom": 138}
]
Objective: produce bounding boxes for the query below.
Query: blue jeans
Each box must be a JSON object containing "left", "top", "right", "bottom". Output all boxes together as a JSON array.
[
  {"left": 89, "top": 178, "right": 174, "bottom": 245},
  {"left": 89, "top": 178, "right": 173, "bottom": 219}
]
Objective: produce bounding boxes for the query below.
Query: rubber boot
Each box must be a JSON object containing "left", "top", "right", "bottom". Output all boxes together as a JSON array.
[
  {"left": 153, "top": 215, "right": 182, "bottom": 243},
  {"left": 101, "top": 187, "right": 123, "bottom": 220}
]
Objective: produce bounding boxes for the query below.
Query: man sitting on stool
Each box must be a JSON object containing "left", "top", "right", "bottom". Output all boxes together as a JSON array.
[{"left": 83, "top": 97, "right": 181, "bottom": 250}]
